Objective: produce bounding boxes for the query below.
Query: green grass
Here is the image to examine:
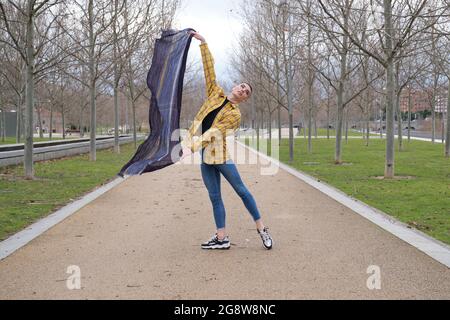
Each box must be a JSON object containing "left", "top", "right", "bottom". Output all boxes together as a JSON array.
[
  {"left": 295, "top": 128, "right": 377, "bottom": 137},
  {"left": 0, "top": 137, "right": 77, "bottom": 145},
  {"left": 0, "top": 143, "right": 139, "bottom": 241},
  {"left": 242, "top": 137, "right": 450, "bottom": 245}
]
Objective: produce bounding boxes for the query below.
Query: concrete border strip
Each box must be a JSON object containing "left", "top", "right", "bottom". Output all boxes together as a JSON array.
[
  {"left": 236, "top": 140, "right": 450, "bottom": 268},
  {"left": 0, "top": 176, "right": 127, "bottom": 261}
]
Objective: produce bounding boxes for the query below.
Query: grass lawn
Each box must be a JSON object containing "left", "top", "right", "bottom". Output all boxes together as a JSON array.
[
  {"left": 295, "top": 128, "right": 378, "bottom": 137},
  {"left": 242, "top": 137, "right": 450, "bottom": 245},
  {"left": 0, "top": 143, "right": 139, "bottom": 241},
  {"left": 0, "top": 137, "right": 77, "bottom": 145}
]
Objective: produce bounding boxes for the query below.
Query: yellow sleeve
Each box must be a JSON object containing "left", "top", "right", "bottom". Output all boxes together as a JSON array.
[{"left": 200, "top": 43, "right": 220, "bottom": 97}]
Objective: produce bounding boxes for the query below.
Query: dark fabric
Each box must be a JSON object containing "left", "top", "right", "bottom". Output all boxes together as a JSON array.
[
  {"left": 118, "top": 28, "right": 194, "bottom": 177},
  {"left": 201, "top": 98, "right": 229, "bottom": 134}
]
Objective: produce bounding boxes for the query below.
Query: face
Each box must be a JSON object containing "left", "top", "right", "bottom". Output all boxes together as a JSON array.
[{"left": 231, "top": 83, "right": 252, "bottom": 103}]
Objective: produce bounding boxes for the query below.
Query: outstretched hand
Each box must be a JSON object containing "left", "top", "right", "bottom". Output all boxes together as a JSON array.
[{"left": 189, "top": 31, "right": 206, "bottom": 43}]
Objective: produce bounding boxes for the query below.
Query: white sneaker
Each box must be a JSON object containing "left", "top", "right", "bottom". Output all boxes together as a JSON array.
[{"left": 258, "top": 227, "right": 273, "bottom": 250}]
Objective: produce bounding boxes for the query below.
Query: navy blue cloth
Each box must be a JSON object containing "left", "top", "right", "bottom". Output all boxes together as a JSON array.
[{"left": 119, "top": 28, "right": 194, "bottom": 177}]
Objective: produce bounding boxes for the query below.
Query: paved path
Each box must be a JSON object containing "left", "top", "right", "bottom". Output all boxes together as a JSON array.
[{"left": 0, "top": 141, "right": 449, "bottom": 299}]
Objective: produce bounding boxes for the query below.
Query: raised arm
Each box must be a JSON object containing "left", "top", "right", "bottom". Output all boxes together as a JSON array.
[{"left": 190, "top": 31, "right": 220, "bottom": 97}]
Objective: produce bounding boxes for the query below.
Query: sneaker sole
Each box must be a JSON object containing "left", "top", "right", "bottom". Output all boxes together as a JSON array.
[
  {"left": 263, "top": 240, "right": 273, "bottom": 250},
  {"left": 201, "top": 244, "right": 231, "bottom": 250}
]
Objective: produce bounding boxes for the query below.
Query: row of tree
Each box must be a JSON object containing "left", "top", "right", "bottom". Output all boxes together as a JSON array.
[
  {"left": 231, "top": 0, "right": 450, "bottom": 178},
  {"left": 0, "top": 0, "right": 179, "bottom": 179}
]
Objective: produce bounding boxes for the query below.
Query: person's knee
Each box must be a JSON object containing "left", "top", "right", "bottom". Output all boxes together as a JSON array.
[
  {"left": 208, "top": 192, "right": 222, "bottom": 204},
  {"left": 236, "top": 185, "right": 250, "bottom": 199}
]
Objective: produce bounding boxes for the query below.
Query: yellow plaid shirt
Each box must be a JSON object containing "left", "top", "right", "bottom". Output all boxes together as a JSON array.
[{"left": 182, "top": 43, "right": 241, "bottom": 164}]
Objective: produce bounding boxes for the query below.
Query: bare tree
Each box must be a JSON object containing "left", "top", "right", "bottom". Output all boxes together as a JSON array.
[
  {"left": 1, "top": 0, "right": 64, "bottom": 179},
  {"left": 308, "top": 0, "right": 382, "bottom": 163},
  {"left": 317, "top": 0, "right": 445, "bottom": 177},
  {"left": 56, "top": 0, "right": 115, "bottom": 161}
]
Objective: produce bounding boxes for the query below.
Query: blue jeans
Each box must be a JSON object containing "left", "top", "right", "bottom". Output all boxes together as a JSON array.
[{"left": 200, "top": 149, "right": 262, "bottom": 229}]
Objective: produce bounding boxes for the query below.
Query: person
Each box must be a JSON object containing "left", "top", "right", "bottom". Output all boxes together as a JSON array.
[{"left": 180, "top": 31, "right": 273, "bottom": 250}]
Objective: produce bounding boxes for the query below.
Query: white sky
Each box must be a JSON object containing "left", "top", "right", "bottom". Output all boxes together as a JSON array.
[{"left": 173, "top": 0, "right": 245, "bottom": 84}]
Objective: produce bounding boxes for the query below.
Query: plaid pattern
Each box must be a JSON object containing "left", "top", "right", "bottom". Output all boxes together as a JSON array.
[{"left": 182, "top": 43, "right": 241, "bottom": 164}]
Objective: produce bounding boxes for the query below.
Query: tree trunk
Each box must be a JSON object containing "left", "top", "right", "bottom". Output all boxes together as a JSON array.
[
  {"left": 395, "top": 62, "right": 403, "bottom": 151},
  {"left": 16, "top": 93, "right": 22, "bottom": 143},
  {"left": 1, "top": 109, "right": 5, "bottom": 142},
  {"left": 61, "top": 105, "right": 65, "bottom": 139},
  {"left": 395, "top": 92, "right": 403, "bottom": 151},
  {"left": 129, "top": 86, "right": 137, "bottom": 149},
  {"left": 251, "top": 99, "right": 255, "bottom": 143},
  {"left": 24, "top": 1, "right": 35, "bottom": 179},
  {"left": 365, "top": 88, "right": 371, "bottom": 146},
  {"left": 303, "top": 115, "right": 307, "bottom": 139},
  {"left": 275, "top": 31, "right": 282, "bottom": 146},
  {"left": 307, "top": 108, "right": 312, "bottom": 153},
  {"left": 0, "top": 95, "right": 4, "bottom": 141},
  {"left": 268, "top": 111, "right": 272, "bottom": 156},
  {"left": 431, "top": 99, "right": 436, "bottom": 144},
  {"left": 36, "top": 106, "right": 43, "bottom": 139},
  {"left": 346, "top": 109, "right": 350, "bottom": 143},
  {"left": 307, "top": 5, "right": 313, "bottom": 154},
  {"left": 366, "top": 111, "right": 370, "bottom": 146},
  {"left": 431, "top": 23, "right": 437, "bottom": 144},
  {"left": 314, "top": 117, "right": 317, "bottom": 138},
  {"left": 408, "top": 88, "right": 412, "bottom": 141},
  {"left": 256, "top": 111, "right": 260, "bottom": 152},
  {"left": 379, "top": 107, "right": 383, "bottom": 139},
  {"left": 445, "top": 80, "right": 449, "bottom": 157},
  {"left": 88, "top": 0, "right": 97, "bottom": 161},
  {"left": 79, "top": 110, "right": 84, "bottom": 138},
  {"left": 431, "top": 97, "right": 436, "bottom": 144},
  {"left": 268, "top": 110, "right": 272, "bottom": 141},
  {"left": 334, "top": 1, "right": 349, "bottom": 164},
  {"left": 335, "top": 87, "right": 344, "bottom": 164},
  {"left": 113, "top": 0, "right": 120, "bottom": 154},
  {"left": 384, "top": 0, "right": 395, "bottom": 178},
  {"left": 285, "top": 13, "right": 294, "bottom": 163},
  {"left": 0, "top": 108, "right": 4, "bottom": 142},
  {"left": 49, "top": 103, "right": 53, "bottom": 140},
  {"left": 326, "top": 101, "right": 330, "bottom": 139},
  {"left": 335, "top": 56, "right": 346, "bottom": 163}
]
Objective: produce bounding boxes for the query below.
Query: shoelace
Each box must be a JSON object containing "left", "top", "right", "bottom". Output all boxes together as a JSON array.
[
  {"left": 209, "top": 234, "right": 226, "bottom": 243},
  {"left": 259, "top": 229, "right": 270, "bottom": 241}
]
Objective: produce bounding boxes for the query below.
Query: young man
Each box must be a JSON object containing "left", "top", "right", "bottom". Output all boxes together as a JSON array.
[{"left": 181, "top": 31, "right": 273, "bottom": 250}]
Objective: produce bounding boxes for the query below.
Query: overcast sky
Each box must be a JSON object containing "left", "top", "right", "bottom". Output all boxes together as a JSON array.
[{"left": 173, "top": 0, "right": 244, "bottom": 84}]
